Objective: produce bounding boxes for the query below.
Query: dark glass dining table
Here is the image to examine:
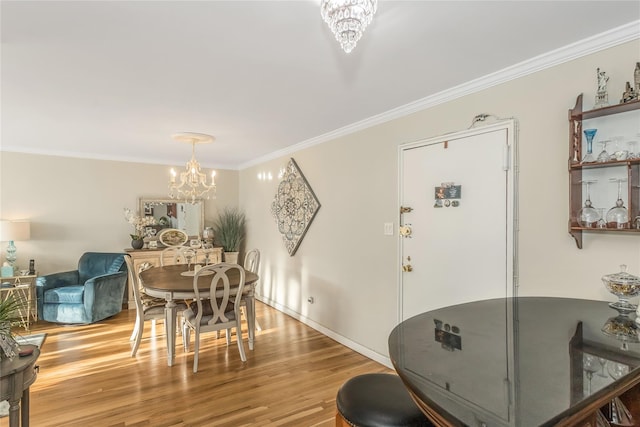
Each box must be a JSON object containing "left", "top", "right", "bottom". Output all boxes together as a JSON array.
[{"left": 388, "top": 297, "right": 640, "bottom": 426}]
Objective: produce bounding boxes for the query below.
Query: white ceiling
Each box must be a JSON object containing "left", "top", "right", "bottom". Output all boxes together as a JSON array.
[{"left": 2, "top": 1, "right": 639, "bottom": 170}]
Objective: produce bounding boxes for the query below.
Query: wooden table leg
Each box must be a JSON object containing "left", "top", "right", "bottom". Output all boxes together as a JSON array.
[
  {"left": 164, "top": 300, "right": 177, "bottom": 366},
  {"left": 21, "top": 387, "right": 30, "bottom": 427},
  {"left": 8, "top": 397, "right": 19, "bottom": 427},
  {"left": 246, "top": 292, "right": 255, "bottom": 351}
]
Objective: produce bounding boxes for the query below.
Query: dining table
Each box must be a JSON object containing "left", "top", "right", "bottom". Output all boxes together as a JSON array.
[
  {"left": 139, "top": 264, "right": 259, "bottom": 367},
  {"left": 388, "top": 297, "right": 640, "bottom": 426}
]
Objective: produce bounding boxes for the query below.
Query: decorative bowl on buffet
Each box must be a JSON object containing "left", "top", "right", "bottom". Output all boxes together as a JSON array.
[
  {"left": 602, "top": 264, "right": 640, "bottom": 315},
  {"left": 158, "top": 228, "right": 189, "bottom": 247}
]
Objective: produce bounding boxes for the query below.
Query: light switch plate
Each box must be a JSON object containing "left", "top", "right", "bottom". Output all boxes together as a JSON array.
[{"left": 384, "top": 222, "right": 394, "bottom": 236}]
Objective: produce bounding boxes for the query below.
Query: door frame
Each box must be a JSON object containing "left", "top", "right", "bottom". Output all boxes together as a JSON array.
[{"left": 397, "top": 119, "right": 519, "bottom": 322}]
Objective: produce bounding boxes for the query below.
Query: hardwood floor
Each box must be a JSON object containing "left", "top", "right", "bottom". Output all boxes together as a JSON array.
[{"left": 16, "top": 302, "right": 391, "bottom": 427}]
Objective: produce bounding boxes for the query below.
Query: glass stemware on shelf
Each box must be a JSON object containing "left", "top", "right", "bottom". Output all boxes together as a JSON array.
[
  {"left": 578, "top": 180, "right": 600, "bottom": 227},
  {"left": 583, "top": 353, "right": 600, "bottom": 395},
  {"left": 611, "top": 135, "right": 628, "bottom": 161},
  {"left": 597, "top": 139, "right": 611, "bottom": 163},
  {"left": 582, "top": 128, "right": 597, "bottom": 164},
  {"left": 628, "top": 139, "right": 639, "bottom": 160},
  {"left": 597, "top": 357, "right": 608, "bottom": 378},
  {"left": 606, "top": 178, "right": 629, "bottom": 229},
  {"left": 596, "top": 208, "right": 607, "bottom": 229}
]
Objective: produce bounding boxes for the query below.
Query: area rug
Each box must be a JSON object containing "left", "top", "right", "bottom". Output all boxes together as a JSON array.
[{"left": 14, "top": 332, "right": 46, "bottom": 348}]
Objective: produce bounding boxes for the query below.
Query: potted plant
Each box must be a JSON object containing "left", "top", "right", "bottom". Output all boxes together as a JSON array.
[
  {"left": 212, "top": 207, "right": 246, "bottom": 264},
  {"left": 0, "top": 296, "right": 20, "bottom": 359},
  {"left": 124, "top": 208, "right": 157, "bottom": 249}
]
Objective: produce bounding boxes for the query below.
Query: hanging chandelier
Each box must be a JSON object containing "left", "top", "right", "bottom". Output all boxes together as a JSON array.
[
  {"left": 320, "top": 0, "right": 377, "bottom": 54},
  {"left": 168, "top": 132, "right": 216, "bottom": 204}
]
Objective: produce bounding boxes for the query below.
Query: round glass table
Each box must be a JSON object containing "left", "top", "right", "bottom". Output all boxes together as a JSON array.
[{"left": 388, "top": 297, "right": 640, "bottom": 426}]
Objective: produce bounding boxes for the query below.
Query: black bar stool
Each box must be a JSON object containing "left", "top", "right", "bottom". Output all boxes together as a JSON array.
[{"left": 335, "top": 373, "right": 433, "bottom": 427}]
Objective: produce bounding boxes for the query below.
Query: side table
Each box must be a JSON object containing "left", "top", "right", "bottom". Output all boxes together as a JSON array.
[
  {"left": 0, "top": 345, "right": 40, "bottom": 427},
  {"left": 0, "top": 274, "right": 38, "bottom": 330}
]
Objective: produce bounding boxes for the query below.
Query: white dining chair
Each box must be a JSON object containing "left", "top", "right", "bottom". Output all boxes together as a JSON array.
[
  {"left": 181, "top": 263, "right": 247, "bottom": 373},
  {"left": 160, "top": 246, "right": 194, "bottom": 266},
  {"left": 242, "top": 249, "right": 261, "bottom": 332},
  {"left": 125, "top": 255, "right": 186, "bottom": 357}
]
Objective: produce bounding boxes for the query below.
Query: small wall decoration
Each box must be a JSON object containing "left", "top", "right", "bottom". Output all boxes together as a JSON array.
[
  {"left": 271, "top": 158, "right": 321, "bottom": 256},
  {"left": 434, "top": 182, "right": 461, "bottom": 208}
]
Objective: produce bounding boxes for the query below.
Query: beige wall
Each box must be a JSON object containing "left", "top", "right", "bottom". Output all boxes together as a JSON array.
[
  {"left": 239, "top": 40, "right": 640, "bottom": 363},
  {"left": 0, "top": 152, "right": 239, "bottom": 275},
  {"left": 1, "top": 40, "right": 638, "bottom": 366}
]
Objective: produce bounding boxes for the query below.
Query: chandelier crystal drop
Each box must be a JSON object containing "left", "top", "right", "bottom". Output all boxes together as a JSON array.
[
  {"left": 168, "top": 132, "right": 217, "bottom": 204},
  {"left": 321, "top": 0, "right": 377, "bottom": 53}
]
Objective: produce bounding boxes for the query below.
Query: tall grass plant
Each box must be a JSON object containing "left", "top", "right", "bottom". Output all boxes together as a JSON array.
[{"left": 213, "top": 207, "right": 246, "bottom": 252}]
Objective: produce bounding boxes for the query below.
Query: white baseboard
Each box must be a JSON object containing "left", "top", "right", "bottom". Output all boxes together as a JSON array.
[{"left": 256, "top": 296, "right": 393, "bottom": 369}]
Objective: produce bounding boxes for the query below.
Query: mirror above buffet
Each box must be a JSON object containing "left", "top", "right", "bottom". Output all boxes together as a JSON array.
[{"left": 139, "top": 197, "right": 204, "bottom": 239}]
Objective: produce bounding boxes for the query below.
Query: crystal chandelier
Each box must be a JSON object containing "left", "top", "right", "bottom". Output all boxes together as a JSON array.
[
  {"left": 168, "top": 132, "right": 216, "bottom": 204},
  {"left": 320, "top": 0, "right": 377, "bottom": 53}
]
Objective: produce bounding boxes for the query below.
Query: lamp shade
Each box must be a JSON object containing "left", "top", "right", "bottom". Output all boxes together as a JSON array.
[{"left": 0, "top": 220, "right": 31, "bottom": 241}]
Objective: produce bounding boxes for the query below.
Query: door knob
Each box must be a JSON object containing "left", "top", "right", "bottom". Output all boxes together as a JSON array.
[{"left": 399, "top": 225, "right": 412, "bottom": 237}]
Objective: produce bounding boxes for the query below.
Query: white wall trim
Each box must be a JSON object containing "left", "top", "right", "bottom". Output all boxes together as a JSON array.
[
  {"left": 0, "top": 147, "right": 238, "bottom": 170},
  {"left": 239, "top": 20, "right": 640, "bottom": 170},
  {"left": 256, "top": 296, "right": 393, "bottom": 369}
]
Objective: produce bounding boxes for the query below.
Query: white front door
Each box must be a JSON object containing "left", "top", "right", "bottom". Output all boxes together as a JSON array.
[{"left": 399, "top": 121, "right": 517, "bottom": 321}]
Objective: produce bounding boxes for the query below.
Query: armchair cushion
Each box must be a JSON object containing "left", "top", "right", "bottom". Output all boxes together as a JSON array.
[
  {"left": 36, "top": 252, "right": 127, "bottom": 324},
  {"left": 43, "top": 285, "right": 84, "bottom": 304}
]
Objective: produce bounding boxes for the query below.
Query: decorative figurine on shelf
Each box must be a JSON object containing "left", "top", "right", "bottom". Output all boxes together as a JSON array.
[
  {"left": 595, "top": 67, "right": 610, "bottom": 108},
  {"left": 620, "top": 81, "right": 637, "bottom": 104},
  {"left": 634, "top": 62, "right": 640, "bottom": 95}
]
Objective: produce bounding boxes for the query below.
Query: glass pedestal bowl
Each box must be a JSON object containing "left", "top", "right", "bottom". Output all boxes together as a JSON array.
[
  {"left": 601, "top": 315, "right": 640, "bottom": 351},
  {"left": 602, "top": 265, "right": 640, "bottom": 315}
]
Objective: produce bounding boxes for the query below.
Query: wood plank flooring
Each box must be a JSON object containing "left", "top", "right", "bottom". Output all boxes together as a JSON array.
[{"left": 13, "top": 302, "right": 391, "bottom": 427}]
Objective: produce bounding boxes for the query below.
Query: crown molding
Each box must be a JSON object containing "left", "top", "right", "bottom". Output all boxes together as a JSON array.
[
  {"left": 239, "top": 20, "right": 640, "bottom": 170},
  {"left": 0, "top": 147, "right": 237, "bottom": 170}
]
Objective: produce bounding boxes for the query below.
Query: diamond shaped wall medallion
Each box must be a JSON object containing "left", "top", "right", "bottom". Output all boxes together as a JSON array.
[{"left": 271, "top": 158, "right": 321, "bottom": 256}]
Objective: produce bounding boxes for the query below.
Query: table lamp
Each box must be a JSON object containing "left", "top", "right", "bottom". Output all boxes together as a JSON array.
[{"left": 0, "top": 220, "right": 31, "bottom": 270}]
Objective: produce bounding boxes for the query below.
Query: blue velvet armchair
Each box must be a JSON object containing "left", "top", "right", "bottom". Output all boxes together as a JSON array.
[{"left": 36, "top": 252, "right": 128, "bottom": 324}]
